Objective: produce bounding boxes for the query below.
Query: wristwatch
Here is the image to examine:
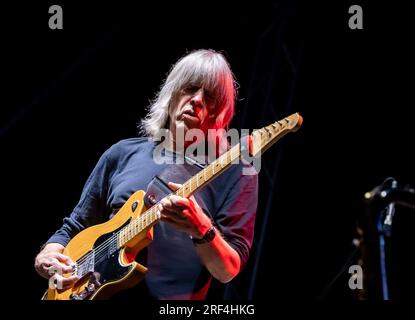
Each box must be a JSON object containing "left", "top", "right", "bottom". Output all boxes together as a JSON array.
[{"left": 191, "top": 226, "right": 216, "bottom": 245}]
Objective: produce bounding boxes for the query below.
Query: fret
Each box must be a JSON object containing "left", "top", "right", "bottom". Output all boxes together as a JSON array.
[
  {"left": 139, "top": 217, "right": 143, "bottom": 232},
  {"left": 216, "top": 158, "right": 223, "bottom": 173}
]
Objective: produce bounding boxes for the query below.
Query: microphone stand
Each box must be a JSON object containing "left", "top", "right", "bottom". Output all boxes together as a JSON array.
[{"left": 360, "top": 177, "right": 415, "bottom": 300}]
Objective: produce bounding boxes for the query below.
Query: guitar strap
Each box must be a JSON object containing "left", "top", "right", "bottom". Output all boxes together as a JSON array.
[
  {"left": 144, "top": 154, "right": 206, "bottom": 208},
  {"left": 144, "top": 175, "right": 173, "bottom": 207}
]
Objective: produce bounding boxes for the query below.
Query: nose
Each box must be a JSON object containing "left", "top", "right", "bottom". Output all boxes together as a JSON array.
[{"left": 190, "top": 89, "right": 204, "bottom": 108}]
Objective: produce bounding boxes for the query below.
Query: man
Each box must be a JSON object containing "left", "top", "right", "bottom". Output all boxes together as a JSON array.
[{"left": 34, "top": 49, "right": 258, "bottom": 299}]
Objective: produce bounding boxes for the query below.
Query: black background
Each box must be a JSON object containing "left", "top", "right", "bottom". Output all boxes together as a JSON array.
[{"left": 1, "top": 0, "right": 414, "bottom": 308}]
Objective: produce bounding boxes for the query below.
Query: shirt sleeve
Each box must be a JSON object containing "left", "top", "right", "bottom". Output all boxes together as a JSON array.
[
  {"left": 214, "top": 165, "right": 259, "bottom": 271},
  {"left": 46, "top": 148, "right": 115, "bottom": 247}
]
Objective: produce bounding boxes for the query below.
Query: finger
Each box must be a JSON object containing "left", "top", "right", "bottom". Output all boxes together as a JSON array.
[
  {"left": 182, "top": 208, "right": 192, "bottom": 219},
  {"left": 54, "top": 274, "right": 79, "bottom": 290},
  {"left": 187, "top": 196, "right": 201, "bottom": 211},
  {"left": 160, "top": 208, "right": 188, "bottom": 223},
  {"left": 61, "top": 275, "right": 79, "bottom": 289},
  {"left": 168, "top": 195, "right": 190, "bottom": 208},
  {"left": 168, "top": 182, "right": 182, "bottom": 191},
  {"left": 158, "top": 201, "right": 184, "bottom": 216},
  {"left": 37, "top": 264, "right": 52, "bottom": 279},
  {"left": 60, "top": 264, "right": 76, "bottom": 274},
  {"left": 46, "top": 260, "right": 63, "bottom": 275},
  {"left": 55, "top": 253, "right": 76, "bottom": 266},
  {"left": 48, "top": 259, "right": 75, "bottom": 275},
  {"left": 160, "top": 197, "right": 173, "bottom": 209},
  {"left": 160, "top": 208, "right": 187, "bottom": 222}
]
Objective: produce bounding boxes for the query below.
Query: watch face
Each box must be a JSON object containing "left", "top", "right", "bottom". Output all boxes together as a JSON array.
[
  {"left": 192, "top": 226, "right": 216, "bottom": 244},
  {"left": 205, "top": 226, "right": 216, "bottom": 242}
]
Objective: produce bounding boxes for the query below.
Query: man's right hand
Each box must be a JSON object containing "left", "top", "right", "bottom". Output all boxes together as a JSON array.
[{"left": 35, "top": 243, "right": 79, "bottom": 290}]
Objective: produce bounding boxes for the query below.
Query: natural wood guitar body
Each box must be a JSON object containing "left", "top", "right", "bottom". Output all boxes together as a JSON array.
[{"left": 46, "top": 190, "right": 153, "bottom": 300}]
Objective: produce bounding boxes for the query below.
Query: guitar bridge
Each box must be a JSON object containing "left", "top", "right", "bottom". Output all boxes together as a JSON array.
[{"left": 70, "top": 272, "right": 102, "bottom": 300}]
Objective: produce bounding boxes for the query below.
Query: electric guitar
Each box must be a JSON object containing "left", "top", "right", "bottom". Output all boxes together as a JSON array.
[{"left": 42, "top": 112, "right": 303, "bottom": 300}]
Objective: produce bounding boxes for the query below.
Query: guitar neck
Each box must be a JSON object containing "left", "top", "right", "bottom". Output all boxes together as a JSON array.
[{"left": 118, "top": 112, "right": 303, "bottom": 247}]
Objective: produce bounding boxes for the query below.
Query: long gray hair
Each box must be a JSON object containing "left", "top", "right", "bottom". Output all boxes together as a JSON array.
[{"left": 139, "top": 49, "right": 237, "bottom": 138}]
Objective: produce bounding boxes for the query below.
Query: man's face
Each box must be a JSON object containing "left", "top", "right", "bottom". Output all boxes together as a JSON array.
[{"left": 168, "top": 85, "right": 216, "bottom": 137}]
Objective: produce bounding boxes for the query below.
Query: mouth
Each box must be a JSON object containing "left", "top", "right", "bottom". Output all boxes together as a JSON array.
[{"left": 180, "top": 110, "right": 200, "bottom": 126}]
